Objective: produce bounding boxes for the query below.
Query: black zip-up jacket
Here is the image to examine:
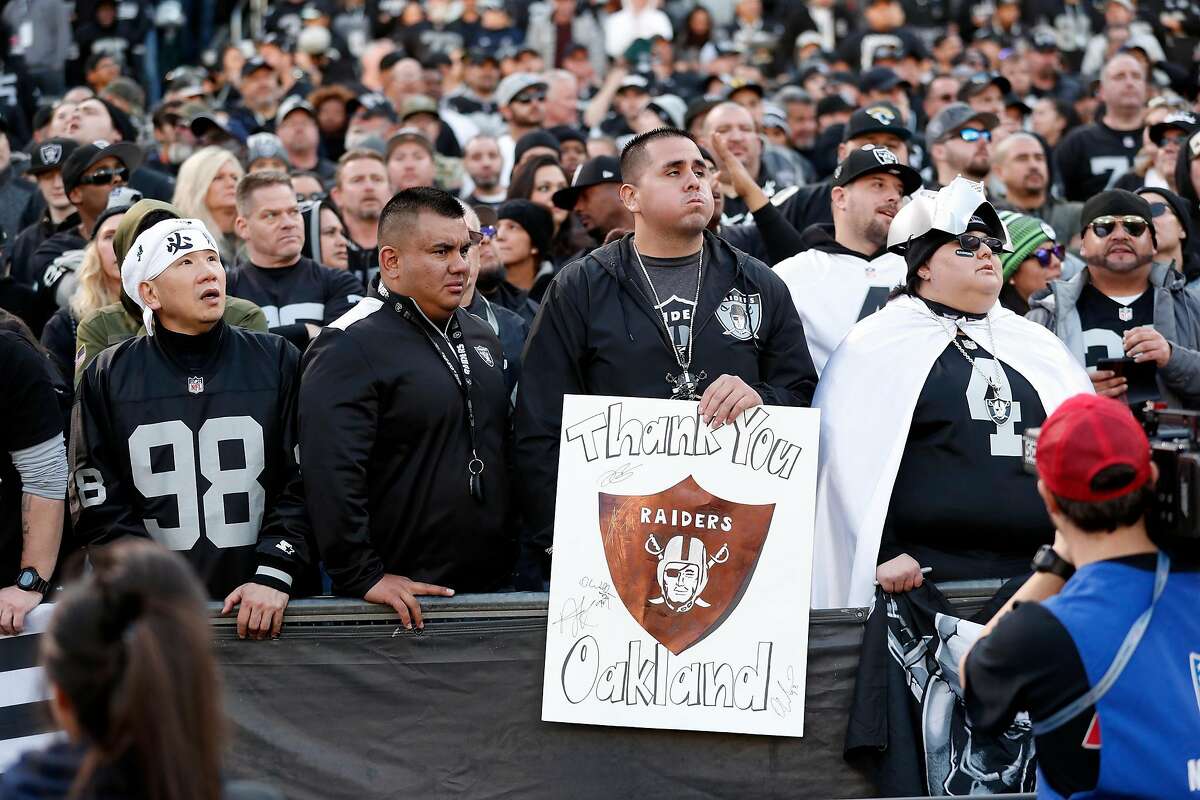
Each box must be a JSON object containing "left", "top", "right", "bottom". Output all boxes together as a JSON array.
[
  {"left": 297, "top": 286, "right": 513, "bottom": 598},
  {"left": 513, "top": 230, "right": 818, "bottom": 565}
]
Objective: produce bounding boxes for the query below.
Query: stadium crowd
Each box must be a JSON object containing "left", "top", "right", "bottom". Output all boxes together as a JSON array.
[{"left": 0, "top": 0, "right": 1199, "bottom": 797}]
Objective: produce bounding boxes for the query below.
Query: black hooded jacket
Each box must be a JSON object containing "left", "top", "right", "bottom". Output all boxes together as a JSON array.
[{"left": 513, "top": 230, "right": 818, "bottom": 566}]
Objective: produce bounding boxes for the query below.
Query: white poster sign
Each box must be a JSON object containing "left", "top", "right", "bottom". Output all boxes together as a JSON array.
[{"left": 541, "top": 395, "right": 820, "bottom": 737}]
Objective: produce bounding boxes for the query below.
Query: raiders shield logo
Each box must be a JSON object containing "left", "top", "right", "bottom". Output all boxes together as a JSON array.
[
  {"left": 474, "top": 344, "right": 495, "bottom": 367},
  {"left": 715, "top": 290, "right": 762, "bottom": 341},
  {"left": 187, "top": 376, "right": 205, "bottom": 395},
  {"left": 871, "top": 146, "right": 899, "bottom": 166},
  {"left": 599, "top": 476, "right": 775, "bottom": 655},
  {"left": 39, "top": 143, "right": 63, "bottom": 166}
]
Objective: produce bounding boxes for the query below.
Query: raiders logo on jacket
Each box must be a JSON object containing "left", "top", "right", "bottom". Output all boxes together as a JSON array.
[
  {"left": 70, "top": 321, "right": 317, "bottom": 599},
  {"left": 226, "top": 255, "right": 364, "bottom": 349},
  {"left": 514, "top": 230, "right": 818, "bottom": 562}
]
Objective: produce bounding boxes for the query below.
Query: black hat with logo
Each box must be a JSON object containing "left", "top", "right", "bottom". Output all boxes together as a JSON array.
[
  {"left": 832, "top": 144, "right": 923, "bottom": 195},
  {"left": 842, "top": 102, "right": 911, "bottom": 142}
]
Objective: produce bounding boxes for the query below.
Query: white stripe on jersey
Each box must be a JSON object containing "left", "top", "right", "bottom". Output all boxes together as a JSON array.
[{"left": 328, "top": 296, "right": 383, "bottom": 332}]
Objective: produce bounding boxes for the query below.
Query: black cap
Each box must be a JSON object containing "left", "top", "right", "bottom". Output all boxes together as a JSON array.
[
  {"left": 843, "top": 102, "right": 911, "bottom": 142},
  {"left": 858, "top": 67, "right": 910, "bottom": 94},
  {"left": 463, "top": 48, "right": 499, "bottom": 66},
  {"left": 552, "top": 156, "right": 622, "bottom": 210},
  {"left": 548, "top": 125, "right": 587, "bottom": 146},
  {"left": 1148, "top": 111, "right": 1200, "bottom": 143},
  {"left": 832, "top": 144, "right": 923, "bottom": 195},
  {"left": 1030, "top": 29, "right": 1058, "bottom": 52},
  {"left": 241, "top": 56, "right": 274, "bottom": 79},
  {"left": 816, "top": 94, "right": 854, "bottom": 117},
  {"left": 61, "top": 139, "right": 144, "bottom": 195},
  {"left": 514, "top": 130, "right": 561, "bottom": 165},
  {"left": 28, "top": 138, "right": 79, "bottom": 176},
  {"left": 353, "top": 93, "right": 399, "bottom": 122},
  {"left": 958, "top": 72, "right": 1012, "bottom": 100},
  {"left": 684, "top": 97, "right": 720, "bottom": 131}
]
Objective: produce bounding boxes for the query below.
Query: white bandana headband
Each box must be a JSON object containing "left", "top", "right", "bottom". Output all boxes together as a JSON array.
[{"left": 120, "top": 218, "right": 220, "bottom": 335}]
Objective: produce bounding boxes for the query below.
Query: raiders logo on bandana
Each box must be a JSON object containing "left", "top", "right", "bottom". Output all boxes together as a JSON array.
[
  {"left": 474, "top": 344, "right": 495, "bottom": 367},
  {"left": 715, "top": 289, "right": 762, "bottom": 341}
]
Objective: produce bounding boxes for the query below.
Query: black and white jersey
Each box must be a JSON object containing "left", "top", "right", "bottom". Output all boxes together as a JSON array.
[
  {"left": 882, "top": 312, "right": 1050, "bottom": 581},
  {"left": 1054, "top": 121, "right": 1144, "bottom": 202},
  {"left": 1075, "top": 283, "right": 1153, "bottom": 368},
  {"left": 70, "top": 322, "right": 316, "bottom": 599},
  {"left": 226, "top": 256, "right": 364, "bottom": 349}
]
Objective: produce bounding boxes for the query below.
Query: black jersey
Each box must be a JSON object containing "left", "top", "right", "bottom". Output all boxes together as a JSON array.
[
  {"left": 1054, "top": 121, "right": 1143, "bottom": 202},
  {"left": 70, "top": 322, "right": 316, "bottom": 599},
  {"left": 882, "top": 310, "right": 1050, "bottom": 581},
  {"left": 226, "top": 256, "right": 364, "bottom": 349},
  {"left": 1075, "top": 283, "right": 1153, "bottom": 368}
]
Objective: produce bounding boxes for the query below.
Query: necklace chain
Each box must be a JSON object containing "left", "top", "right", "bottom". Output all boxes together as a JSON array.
[
  {"left": 633, "top": 241, "right": 704, "bottom": 372},
  {"left": 928, "top": 309, "right": 1006, "bottom": 394}
]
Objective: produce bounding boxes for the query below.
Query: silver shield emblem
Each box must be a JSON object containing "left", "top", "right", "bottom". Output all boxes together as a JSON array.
[
  {"left": 474, "top": 345, "right": 495, "bottom": 367},
  {"left": 39, "top": 143, "right": 62, "bottom": 166},
  {"left": 715, "top": 290, "right": 762, "bottom": 341}
]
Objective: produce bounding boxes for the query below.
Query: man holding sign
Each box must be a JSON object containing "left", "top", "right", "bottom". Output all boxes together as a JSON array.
[{"left": 515, "top": 127, "right": 818, "bottom": 587}]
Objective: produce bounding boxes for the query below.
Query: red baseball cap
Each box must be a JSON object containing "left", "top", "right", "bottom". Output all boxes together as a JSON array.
[{"left": 1036, "top": 394, "right": 1152, "bottom": 502}]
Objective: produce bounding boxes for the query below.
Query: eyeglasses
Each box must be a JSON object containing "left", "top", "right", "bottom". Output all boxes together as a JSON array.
[
  {"left": 1033, "top": 243, "right": 1065, "bottom": 267},
  {"left": 1148, "top": 202, "right": 1169, "bottom": 218},
  {"left": 296, "top": 191, "right": 326, "bottom": 202},
  {"left": 1089, "top": 215, "right": 1149, "bottom": 239},
  {"left": 1156, "top": 133, "right": 1187, "bottom": 148},
  {"left": 512, "top": 91, "right": 546, "bottom": 104},
  {"left": 957, "top": 127, "right": 992, "bottom": 143},
  {"left": 956, "top": 232, "right": 1004, "bottom": 253},
  {"left": 78, "top": 166, "right": 129, "bottom": 186}
]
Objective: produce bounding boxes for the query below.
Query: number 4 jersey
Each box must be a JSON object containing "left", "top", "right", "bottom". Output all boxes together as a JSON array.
[{"left": 69, "top": 322, "right": 317, "bottom": 599}]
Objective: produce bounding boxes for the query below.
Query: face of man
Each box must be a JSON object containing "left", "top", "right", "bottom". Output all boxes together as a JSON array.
[
  {"left": 1027, "top": 49, "right": 1058, "bottom": 81},
  {"left": 381, "top": 211, "right": 472, "bottom": 319},
  {"left": 404, "top": 112, "right": 441, "bottom": 145},
  {"left": 702, "top": 103, "right": 761, "bottom": 174},
  {"left": 387, "top": 142, "right": 436, "bottom": 192},
  {"left": 623, "top": 137, "right": 714, "bottom": 239},
  {"left": 614, "top": 88, "right": 649, "bottom": 120},
  {"left": 1153, "top": 127, "right": 1187, "bottom": 178},
  {"left": 923, "top": 77, "right": 959, "bottom": 122},
  {"left": 74, "top": 99, "right": 119, "bottom": 143},
  {"left": 318, "top": 206, "right": 349, "bottom": 269},
  {"left": 729, "top": 88, "right": 764, "bottom": 126},
  {"left": 36, "top": 170, "right": 72, "bottom": 214},
  {"left": 935, "top": 128, "right": 992, "bottom": 181},
  {"left": 996, "top": 135, "right": 1047, "bottom": 195},
  {"left": 784, "top": 101, "right": 817, "bottom": 149},
  {"left": 88, "top": 56, "right": 120, "bottom": 89},
  {"left": 475, "top": 223, "right": 504, "bottom": 290},
  {"left": 248, "top": 156, "right": 289, "bottom": 174},
  {"left": 277, "top": 110, "right": 319, "bottom": 155},
  {"left": 835, "top": 172, "right": 903, "bottom": 250},
  {"left": 559, "top": 139, "right": 587, "bottom": 176},
  {"left": 664, "top": 563, "right": 700, "bottom": 604},
  {"left": 69, "top": 155, "right": 127, "bottom": 217},
  {"left": 292, "top": 173, "right": 324, "bottom": 202},
  {"left": 235, "top": 182, "right": 304, "bottom": 265},
  {"left": 1099, "top": 55, "right": 1147, "bottom": 118},
  {"left": 704, "top": 158, "right": 724, "bottom": 227},
  {"left": 967, "top": 84, "right": 1005, "bottom": 117},
  {"left": 838, "top": 133, "right": 909, "bottom": 163},
  {"left": 1080, "top": 214, "right": 1155, "bottom": 275},
  {"left": 574, "top": 182, "right": 632, "bottom": 240},
  {"left": 142, "top": 248, "right": 226, "bottom": 333},
  {"left": 465, "top": 59, "right": 500, "bottom": 96},
  {"left": 241, "top": 67, "right": 280, "bottom": 112},
  {"left": 563, "top": 49, "right": 594, "bottom": 86},
  {"left": 49, "top": 103, "right": 80, "bottom": 139},
  {"left": 332, "top": 157, "right": 389, "bottom": 222},
  {"left": 464, "top": 138, "right": 502, "bottom": 191},
  {"left": 545, "top": 74, "right": 579, "bottom": 127},
  {"left": 505, "top": 86, "right": 547, "bottom": 129}
]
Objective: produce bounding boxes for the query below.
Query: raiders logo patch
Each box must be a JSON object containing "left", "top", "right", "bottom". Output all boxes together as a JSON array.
[
  {"left": 871, "top": 147, "right": 899, "bottom": 166},
  {"left": 715, "top": 290, "right": 762, "bottom": 341},
  {"left": 474, "top": 345, "right": 495, "bottom": 367},
  {"left": 39, "top": 142, "right": 62, "bottom": 166}
]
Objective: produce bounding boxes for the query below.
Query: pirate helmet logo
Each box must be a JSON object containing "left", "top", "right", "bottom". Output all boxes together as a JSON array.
[{"left": 599, "top": 476, "right": 775, "bottom": 655}]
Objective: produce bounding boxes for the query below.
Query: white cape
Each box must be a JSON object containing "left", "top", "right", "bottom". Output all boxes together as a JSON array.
[{"left": 810, "top": 295, "right": 1093, "bottom": 609}]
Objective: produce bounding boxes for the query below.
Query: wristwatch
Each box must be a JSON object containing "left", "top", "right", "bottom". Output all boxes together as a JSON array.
[
  {"left": 15, "top": 567, "right": 50, "bottom": 595},
  {"left": 1031, "top": 545, "right": 1075, "bottom": 581}
]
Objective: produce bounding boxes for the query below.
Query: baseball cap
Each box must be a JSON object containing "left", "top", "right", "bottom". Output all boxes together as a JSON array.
[
  {"left": 832, "top": 144, "right": 923, "bottom": 195},
  {"left": 496, "top": 73, "right": 548, "bottom": 108},
  {"left": 1036, "top": 394, "right": 1152, "bottom": 502},
  {"left": 28, "top": 138, "right": 79, "bottom": 176},
  {"left": 353, "top": 93, "right": 400, "bottom": 123},
  {"left": 276, "top": 95, "right": 316, "bottom": 127},
  {"left": 61, "top": 139, "right": 145, "bottom": 195},
  {"left": 647, "top": 94, "right": 686, "bottom": 129},
  {"left": 816, "top": 95, "right": 855, "bottom": 117},
  {"left": 246, "top": 132, "right": 289, "bottom": 167},
  {"left": 241, "top": 56, "right": 274, "bottom": 79},
  {"left": 190, "top": 110, "right": 244, "bottom": 143},
  {"left": 386, "top": 128, "right": 434, "bottom": 158},
  {"left": 858, "top": 67, "right": 910, "bottom": 94},
  {"left": 843, "top": 102, "right": 912, "bottom": 142},
  {"left": 616, "top": 74, "right": 651, "bottom": 95},
  {"left": 399, "top": 95, "right": 440, "bottom": 121},
  {"left": 463, "top": 48, "right": 499, "bottom": 66},
  {"left": 958, "top": 72, "right": 1012, "bottom": 100},
  {"left": 552, "top": 155, "right": 621, "bottom": 210},
  {"left": 1148, "top": 111, "right": 1200, "bottom": 143},
  {"left": 1030, "top": 28, "right": 1059, "bottom": 52},
  {"left": 926, "top": 102, "right": 999, "bottom": 142},
  {"left": 725, "top": 78, "right": 765, "bottom": 98}
]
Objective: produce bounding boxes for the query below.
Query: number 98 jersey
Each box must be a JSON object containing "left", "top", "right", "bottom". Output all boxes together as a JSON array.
[{"left": 69, "top": 323, "right": 317, "bottom": 599}]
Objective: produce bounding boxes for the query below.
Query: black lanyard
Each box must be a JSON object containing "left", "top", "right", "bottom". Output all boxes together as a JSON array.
[{"left": 382, "top": 285, "right": 486, "bottom": 503}]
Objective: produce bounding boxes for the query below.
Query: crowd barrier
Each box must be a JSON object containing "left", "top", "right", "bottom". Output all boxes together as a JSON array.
[{"left": 210, "top": 583, "right": 1009, "bottom": 800}]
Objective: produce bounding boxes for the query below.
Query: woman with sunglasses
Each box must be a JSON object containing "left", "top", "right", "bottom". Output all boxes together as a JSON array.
[
  {"left": 812, "top": 178, "right": 1090, "bottom": 608},
  {"left": 996, "top": 211, "right": 1064, "bottom": 315},
  {"left": 1136, "top": 187, "right": 1199, "bottom": 284}
]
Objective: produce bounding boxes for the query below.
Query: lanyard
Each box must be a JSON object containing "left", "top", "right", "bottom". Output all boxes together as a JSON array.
[{"left": 382, "top": 285, "right": 485, "bottom": 503}]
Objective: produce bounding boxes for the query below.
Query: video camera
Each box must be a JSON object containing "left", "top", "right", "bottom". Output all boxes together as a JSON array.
[{"left": 1023, "top": 404, "right": 1200, "bottom": 543}]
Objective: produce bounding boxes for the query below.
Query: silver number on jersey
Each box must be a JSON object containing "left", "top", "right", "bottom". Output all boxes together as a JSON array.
[
  {"left": 1082, "top": 327, "right": 1125, "bottom": 362},
  {"left": 260, "top": 303, "right": 325, "bottom": 328},
  {"left": 964, "top": 357, "right": 1023, "bottom": 457},
  {"left": 1089, "top": 156, "right": 1131, "bottom": 191},
  {"left": 128, "top": 417, "right": 266, "bottom": 550}
]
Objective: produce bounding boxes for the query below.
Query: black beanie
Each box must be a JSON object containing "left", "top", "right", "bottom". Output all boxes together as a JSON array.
[
  {"left": 1080, "top": 189, "right": 1157, "bottom": 246},
  {"left": 513, "top": 130, "right": 561, "bottom": 166},
  {"left": 497, "top": 199, "right": 554, "bottom": 261}
]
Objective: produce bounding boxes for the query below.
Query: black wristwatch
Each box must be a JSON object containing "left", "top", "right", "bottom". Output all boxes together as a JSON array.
[
  {"left": 1031, "top": 545, "right": 1075, "bottom": 581},
  {"left": 16, "top": 567, "right": 50, "bottom": 595}
]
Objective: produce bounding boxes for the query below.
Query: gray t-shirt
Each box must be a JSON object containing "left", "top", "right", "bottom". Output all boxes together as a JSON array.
[{"left": 636, "top": 251, "right": 701, "bottom": 358}]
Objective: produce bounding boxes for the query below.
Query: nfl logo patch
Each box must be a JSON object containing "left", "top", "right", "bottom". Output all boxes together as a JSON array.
[{"left": 187, "top": 376, "right": 205, "bottom": 395}]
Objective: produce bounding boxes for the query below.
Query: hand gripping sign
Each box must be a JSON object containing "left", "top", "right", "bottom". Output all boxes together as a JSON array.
[{"left": 542, "top": 395, "right": 819, "bottom": 737}]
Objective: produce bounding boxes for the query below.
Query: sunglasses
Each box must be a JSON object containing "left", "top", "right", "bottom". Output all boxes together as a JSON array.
[
  {"left": 956, "top": 232, "right": 1004, "bottom": 253},
  {"left": 296, "top": 191, "right": 326, "bottom": 202},
  {"left": 78, "top": 166, "right": 129, "bottom": 186},
  {"left": 958, "top": 127, "right": 992, "bottom": 143},
  {"left": 1156, "top": 133, "right": 1187, "bottom": 148},
  {"left": 1148, "top": 202, "right": 1170, "bottom": 218},
  {"left": 1089, "top": 215, "right": 1149, "bottom": 239},
  {"left": 513, "top": 91, "right": 546, "bottom": 104},
  {"left": 1033, "top": 243, "right": 1065, "bottom": 267},
  {"left": 479, "top": 224, "right": 496, "bottom": 239}
]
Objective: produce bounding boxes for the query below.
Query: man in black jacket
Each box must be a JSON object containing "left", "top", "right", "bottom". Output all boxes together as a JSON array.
[
  {"left": 298, "top": 188, "right": 512, "bottom": 629},
  {"left": 514, "top": 128, "right": 818, "bottom": 585}
]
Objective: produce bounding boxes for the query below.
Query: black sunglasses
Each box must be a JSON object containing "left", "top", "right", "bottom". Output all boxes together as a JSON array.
[
  {"left": 1089, "top": 215, "right": 1149, "bottom": 239},
  {"left": 1148, "top": 202, "right": 1171, "bottom": 218},
  {"left": 79, "top": 166, "right": 129, "bottom": 186},
  {"left": 513, "top": 91, "right": 546, "bottom": 104},
  {"left": 956, "top": 232, "right": 1004, "bottom": 253},
  {"left": 1033, "top": 243, "right": 1065, "bottom": 267},
  {"left": 1156, "top": 133, "right": 1187, "bottom": 148},
  {"left": 296, "top": 191, "right": 326, "bottom": 202}
]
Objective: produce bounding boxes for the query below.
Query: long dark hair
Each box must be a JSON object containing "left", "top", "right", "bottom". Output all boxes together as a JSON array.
[
  {"left": 508, "top": 155, "right": 593, "bottom": 263},
  {"left": 42, "top": 540, "right": 224, "bottom": 800}
]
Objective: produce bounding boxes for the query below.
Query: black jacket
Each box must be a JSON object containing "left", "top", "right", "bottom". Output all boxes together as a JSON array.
[
  {"left": 226, "top": 256, "right": 364, "bottom": 350},
  {"left": 297, "top": 287, "right": 514, "bottom": 597},
  {"left": 513, "top": 230, "right": 818, "bottom": 563}
]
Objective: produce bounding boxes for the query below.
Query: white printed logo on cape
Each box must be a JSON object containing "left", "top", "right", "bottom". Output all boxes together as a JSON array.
[{"left": 715, "top": 290, "right": 762, "bottom": 341}]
